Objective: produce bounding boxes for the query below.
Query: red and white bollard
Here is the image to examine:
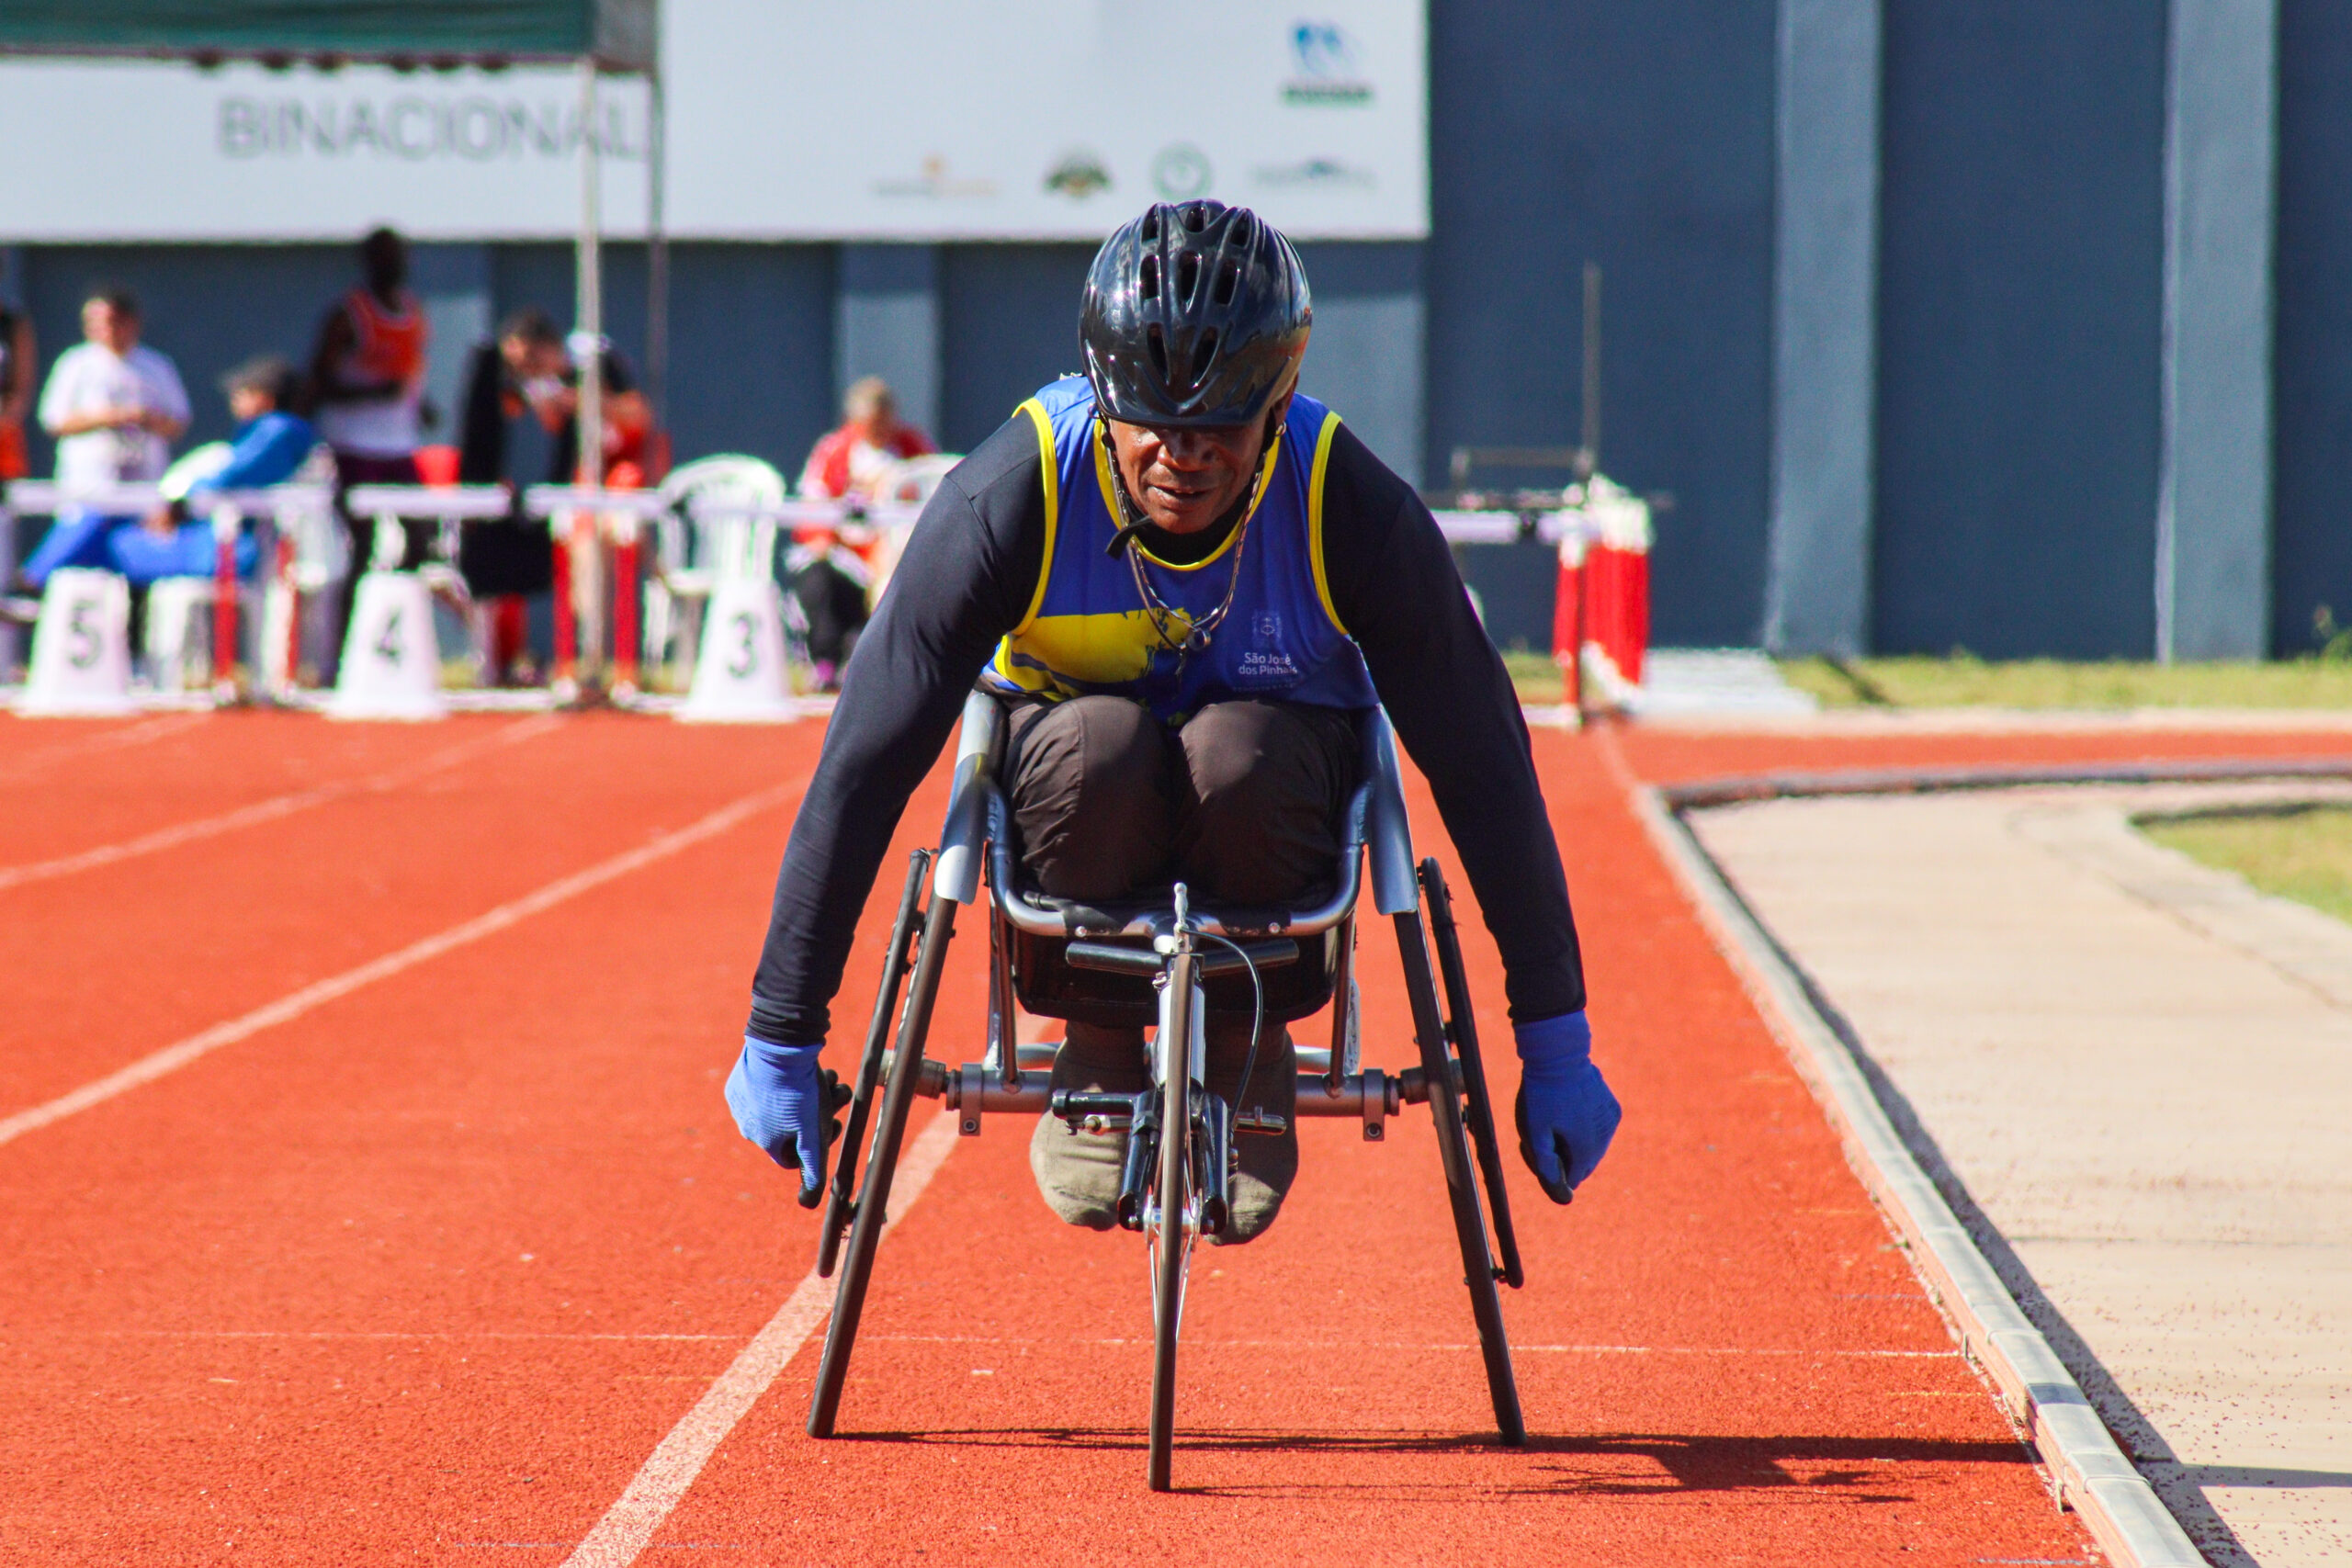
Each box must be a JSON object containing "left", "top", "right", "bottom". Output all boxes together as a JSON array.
[
  {"left": 1549, "top": 477, "right": 1653, "bottom": 718},
  {"left": 211, "top": 513, "right": 241, "bottom": 701}
]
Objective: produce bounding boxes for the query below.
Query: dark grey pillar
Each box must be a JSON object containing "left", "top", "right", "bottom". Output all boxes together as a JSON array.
[
  {"left": 409, "top": 244, "right": 493, "bottom": 448},
  {"left": 1763, "top": 0, "right": 1880, "bottom": 656},
  {"left": 836, "top": 244, "right": 941, "bottom": 445},
  {"left": 2156, "top": 0, "right": 2277, "bottom": 661}
]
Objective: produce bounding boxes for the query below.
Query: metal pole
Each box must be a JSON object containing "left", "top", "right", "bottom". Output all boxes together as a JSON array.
[
  {"left": 576, "top": 61, "right": 605, "bottom": 492},
  {"left": 1578, "top": 261, "right": 1601, "bottom": 481},
  {"left": 646, "top": 58, "right": 669, "bottom": 452}
]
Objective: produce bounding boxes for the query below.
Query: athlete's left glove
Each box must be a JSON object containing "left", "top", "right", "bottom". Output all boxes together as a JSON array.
[
  {"left": 725, "top": 1035, "right": 837, "bottom": 1208},
  {"left": 1513, "top": 1010, "right": 1622, "bottom": 1204}
]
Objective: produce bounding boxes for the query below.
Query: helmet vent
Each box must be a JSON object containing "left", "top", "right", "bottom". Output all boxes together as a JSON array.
[
  {"left": 1213, "top": 258, "right": 1239, "bottom": 307},
  {"left": 1176, "top": 252, "right": 1201, "bottom": 306},
  {"left": 1182, "top": 204, "right": 1210, "bottom": 232},
  {"left": 1141, "top": 210, "right": 1160, "bottom": 242},
  {"left": 1139, "top": 255, "right": 1159, "bottom": 300},
  {"left": 1231, "top": 213, "right": 1254, "bottom": 250},
  {"left": 1190, "top": 330, "right": 1218, "bottom": 383},
  {"left": 1146, "top": 324, "right": 1170, "bottom": 380}
]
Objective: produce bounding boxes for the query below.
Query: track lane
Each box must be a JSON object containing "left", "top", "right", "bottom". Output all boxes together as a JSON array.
[
  {"left": 0, "top": 711, "right": 526, "bottom": 865},
  {"left": 0, "top": 714, "right": 558, "bottom": 892},
  {"left": 0, "top": 716, "right": 793, "bottom": 1113}
]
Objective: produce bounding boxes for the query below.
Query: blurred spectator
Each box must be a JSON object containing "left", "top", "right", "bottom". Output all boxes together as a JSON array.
[
  {"left": 18, "top": 286, "right": 189, "bottom": 589},
  {"left": 481, "top": 308, "right": 650, "bottom": 487},
  {"left": 452, "top": 310, "right": 651, "bottom": 682},
  {"left": 787, "top": 377, "right": 933, "bottom": 687},
  {"left": 307, "top": 227, "right": 430, "bottom": 488},
  {"left": 798, "top": 376, "right": 934, "bottom": 501},
  {"left": 0, "top": 300, "right": 32, "bottom": 481},
  {"left": 307, "top": 229, "right": 432, "bottom": 667},
  {"left": 124, "top": 355, "right": 315, "bottom": 581}
]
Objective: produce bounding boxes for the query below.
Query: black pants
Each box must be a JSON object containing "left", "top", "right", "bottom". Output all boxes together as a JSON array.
[
  {"left": 1007, "top": 694, "right": 1355, "bottom": 1240},
  {"left": 790, "top": 554, "right": 870, "bottom": 672},
  {"left": 1001, "top": 694, "right": 1357, "bottom": 907}
]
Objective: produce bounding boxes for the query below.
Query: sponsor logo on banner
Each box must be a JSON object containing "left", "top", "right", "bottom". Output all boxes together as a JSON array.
[
  {"left": 1253, "top": 157, "right": 1375, "bottom": 189},
  {"left": 1151, "top": 143, "right": 1214, "bottom": 199},
  {"left": 1044, "top": 150, "right": 1113, "bottom": 198},
  {"left": 1282, "top": 20, "right": 1374, "bottom": 106},
  {"left": 218, "top": 93, "right": 644, "bottom": 162},
  {"left": 874, "top": 155, "right": 998, "bottom": 200}
]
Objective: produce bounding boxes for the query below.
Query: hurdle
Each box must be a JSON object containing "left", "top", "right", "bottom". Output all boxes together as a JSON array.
[
  {"left": 1432, "top": 480, "right": 1653, "bottom": 723},
  {"left": 4, "top": 479, "right": 338, "bottom": 705}
]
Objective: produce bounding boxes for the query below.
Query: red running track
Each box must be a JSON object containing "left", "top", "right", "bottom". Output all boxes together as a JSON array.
[{"left": 4, "top": 709, "right": 2329, "bottom": 1563}]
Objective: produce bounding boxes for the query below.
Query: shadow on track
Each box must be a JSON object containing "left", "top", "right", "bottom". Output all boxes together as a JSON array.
[{"left": 825, "top": 1426, "right": 2032, "bottom": 1500}]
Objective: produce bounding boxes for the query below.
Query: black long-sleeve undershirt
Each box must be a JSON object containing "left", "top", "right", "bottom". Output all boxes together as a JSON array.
[{"left": 746, "top": 412, "right": 1588, "bottom": 1046}]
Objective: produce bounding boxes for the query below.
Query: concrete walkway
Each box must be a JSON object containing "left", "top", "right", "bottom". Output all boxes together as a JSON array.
[{"left": 1691, "top": 783, "right": 2352, "bottom": 1568}]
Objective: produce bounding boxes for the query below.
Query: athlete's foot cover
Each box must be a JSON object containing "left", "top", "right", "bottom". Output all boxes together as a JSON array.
[{"left": 1028, "top": 1020, "right": 1296, "bottom": 1242}]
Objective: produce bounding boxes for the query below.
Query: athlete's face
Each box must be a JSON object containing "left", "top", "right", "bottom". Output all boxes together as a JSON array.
[{"left": 1107, "top": 391, "right": 1290, "bottom": 536}]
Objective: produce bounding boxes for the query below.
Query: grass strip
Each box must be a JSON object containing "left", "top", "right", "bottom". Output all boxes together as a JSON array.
[{"left": 2140, "top": 804, "right": 2352, "bottom": 925}]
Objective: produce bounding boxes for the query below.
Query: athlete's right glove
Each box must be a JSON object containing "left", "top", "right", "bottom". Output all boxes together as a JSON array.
[
  {"left": 1513, "top": 1010, "right": 1622, "bottom": 1204},
  {"left": 725, "top": 1035, "right": 834, "bottom": 1207}
]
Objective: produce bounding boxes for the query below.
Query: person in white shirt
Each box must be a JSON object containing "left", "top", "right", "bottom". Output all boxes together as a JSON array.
[{"left": 19, "top": 287, "right": 190, "bottom": 588}]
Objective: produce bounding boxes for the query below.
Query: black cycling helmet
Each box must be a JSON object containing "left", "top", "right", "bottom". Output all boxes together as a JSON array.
[{"left": 1080, "top": 200, "right": 1312, "bottom": 429}]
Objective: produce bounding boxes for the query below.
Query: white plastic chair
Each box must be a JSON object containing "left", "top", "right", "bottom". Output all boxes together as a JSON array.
[
  {"left": 646, "top": 455, "right": 789, "bottom": 677},
  {"left": 862, "top": 452, "right": 961, "bottom": 605}
]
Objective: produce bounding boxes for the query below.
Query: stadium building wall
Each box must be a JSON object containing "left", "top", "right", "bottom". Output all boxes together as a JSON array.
[{"left": 2, "top": 0, "right": 2337, "bottom": 660}]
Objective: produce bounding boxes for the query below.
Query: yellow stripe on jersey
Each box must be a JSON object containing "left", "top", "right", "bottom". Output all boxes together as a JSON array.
[
  {"left": 1306, "top": 409, "right": 1346, "bottom": 634},
  {"left": 1011, "top": 397, "right": 1059, "bottom": 637}
]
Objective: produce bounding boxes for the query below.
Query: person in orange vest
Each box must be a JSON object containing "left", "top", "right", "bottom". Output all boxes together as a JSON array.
[
  {"left": 305, "top": 228, "right": 432, "bottom": 673},
  {"left": 0, "top": 299, "right": 33, "bottom": 485}
]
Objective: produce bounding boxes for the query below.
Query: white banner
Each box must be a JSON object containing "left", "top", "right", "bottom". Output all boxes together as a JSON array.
[
  {"left": 0, "top": 0, "right": 1424, "bottom": 243},
  {"left": 663, "top": 0, "right": 1426, "bottom": 240},
  {"left": 0, "top": 61, "right": 652, "bottom": 242}
]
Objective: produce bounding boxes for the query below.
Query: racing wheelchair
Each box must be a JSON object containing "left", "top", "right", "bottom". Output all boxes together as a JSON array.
[{"left": 804, "top": 691, "right": 1526, "bottom": 1491}]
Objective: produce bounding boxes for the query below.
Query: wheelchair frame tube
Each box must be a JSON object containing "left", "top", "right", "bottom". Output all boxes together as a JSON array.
[
  {"left": 933, "top": 691, "right": 1002, "bottom": 907},
  {"left": 1363, "top": 711, "right": 1419, "bottom": 917}
]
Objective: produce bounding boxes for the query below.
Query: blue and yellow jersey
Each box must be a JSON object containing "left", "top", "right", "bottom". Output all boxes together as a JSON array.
[{"left": 978, "top": 377, "right": 1377, "bottom": 724}]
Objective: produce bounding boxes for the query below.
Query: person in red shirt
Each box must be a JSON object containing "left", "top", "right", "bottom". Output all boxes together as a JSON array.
[
  {"left": 789, "top": 378, "right": 938, "bottom": 688},
  {"left": 797, "top": 377, "right": 934, "bottom": 502}
]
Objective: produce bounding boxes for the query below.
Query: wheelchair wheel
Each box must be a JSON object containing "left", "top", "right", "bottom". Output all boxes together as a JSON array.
[
  {"left": 1146, "top": 952, "right": 1199, "bottom": 1493},
  {"left": 1394, "top": 907, "right": 1527, "bottom": 1447},
  {"left": 807, "top": 890, "right": 960, "bottom": 1440}
]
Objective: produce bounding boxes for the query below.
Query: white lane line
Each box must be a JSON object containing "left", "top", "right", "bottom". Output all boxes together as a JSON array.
[
  {"left": 109, "top": 1331, "right": 744, "bottom": 1342},
  {"left": 0, "top": 776, "right": 798, "bottom": 1148},
  {"left": 562, "top": 1112, "right": 961, "bottom": 1568},
  {"left": 0, "top": 711, "right": 207, "bottom": 781},
  {"left": 0, "top": 714, "right": 560, "bottom": 893}
]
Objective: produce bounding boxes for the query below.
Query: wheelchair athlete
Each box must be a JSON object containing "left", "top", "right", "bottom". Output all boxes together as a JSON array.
[{"left": 728, "top": 200, "right": 1620, "bottom": 1240}]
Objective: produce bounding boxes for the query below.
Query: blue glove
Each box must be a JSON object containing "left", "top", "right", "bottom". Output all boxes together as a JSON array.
[
  {"left": 1513, "top": 1010, "right": 1621, "bottom": 1203},
  {"left": 725, "top": 1035, "right": 831, "bottom": 1203}
]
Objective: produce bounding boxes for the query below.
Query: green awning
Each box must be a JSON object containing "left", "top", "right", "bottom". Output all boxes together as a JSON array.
[{"left": 0, "top": 0, "right": 654, "bottom": 72}]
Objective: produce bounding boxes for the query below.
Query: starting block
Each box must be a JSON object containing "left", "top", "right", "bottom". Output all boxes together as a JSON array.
[
  {"left": 330, "top": 571, "right": 447, "bottom": 720},
  {"left": 678, "top": 575, "right": 797, "bottom": 723},
  {"left": 19, "top": 569, "right": 137, "bottom": 716}
]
